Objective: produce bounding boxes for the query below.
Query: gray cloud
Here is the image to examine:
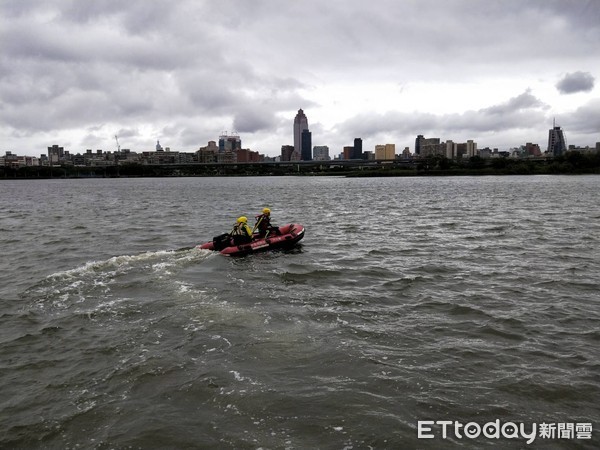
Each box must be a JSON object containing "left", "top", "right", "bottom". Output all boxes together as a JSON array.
[
  {"left": 332, "top": 90, "right": 550, "bottom": 151},
  {"left": 337, "top": 90, "right": 548, "bottom": 136},
  {"left": 560, "top": 99, "right": 600, "bottom": 135},
  {"left": 483, "top": 90, "right": 546, "bottom": 115},
  {"left": 1, "top": 0, "right": 599, "bottom": 156},
  {"left": 556, "top": 72, "right": 596, "bottom": 94},
  {"left": 233, "top": 108, "right": 275, "bottom": 134}
]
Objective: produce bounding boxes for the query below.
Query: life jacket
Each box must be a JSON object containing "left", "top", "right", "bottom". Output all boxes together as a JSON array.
[
  {"left": 232, "top": 222, "right": 251, "bottom": 236},
  {"left": 254, "top": 214, "right": 271, "bottom": 232}
]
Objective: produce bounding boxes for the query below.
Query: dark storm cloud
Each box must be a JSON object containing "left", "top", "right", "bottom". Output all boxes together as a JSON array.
[
  {"left": 1, "top": 13, "right": 201, "bottom": 70},
  {"left": 0, "top": 0, "right": 318, "bottom": 150},
  {"left": 216, "top": 0, "right": 599, "bottom": 80},
  {"left": 556, "top": 72, "right": 596, "bottom": 94}
]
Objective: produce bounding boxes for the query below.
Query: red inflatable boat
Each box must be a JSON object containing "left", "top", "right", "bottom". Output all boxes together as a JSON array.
[{"left": 198, "top": 223, "right": 305, "bottom": 256}]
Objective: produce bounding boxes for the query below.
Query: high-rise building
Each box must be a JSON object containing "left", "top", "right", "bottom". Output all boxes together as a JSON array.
[
  {"left": 353, "top": 138, "right": 363, "bottom": 160},
  {"left": 467, "top": 140, "right": 477, "bottom": 158},
  {"left": 419, "top": 137, "right": 442, "bottom": 157},
  {"left": 445, "top": 140, "right": 457, "bottom": 159},
  {"left": 294, "top": 109, "right": 309, "bottom": 155},
  {"left": 524, "top": 142, "right": 542, "bottom": 157},
  {"left": 547, "top": 122, "right": 567, "bottom": 156},
  {"left": 375, "top": 144, "right": 395, "bottom": 160},
  {"left": 219, "top": 132, "right": 241, "bottom": 153},
  {"left": 415, "top": 135, "right": 424, "bottom": 155},
  {"left": 343, "top": 146, "right": 353, "bottom": 160},
  {"left": 48, "top": 145, "right": 64, "bottom": 165},
  {"left": 301, "top": 129, "right": 312, "bottom": 161},
  {"left": 313, "top": 146, "right": 330, "bottom": 161},
  {"left": 281, "top": 145, "right": 294, "bottom": 162}
]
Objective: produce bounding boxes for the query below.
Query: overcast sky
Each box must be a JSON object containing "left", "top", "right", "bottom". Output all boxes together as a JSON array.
[{"left": 2, "top": 0, "right": 599, "bottom": 157}]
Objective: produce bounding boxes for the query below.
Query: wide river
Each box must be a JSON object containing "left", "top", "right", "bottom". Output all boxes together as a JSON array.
[{"left": 1, "top": 175, "right": 598, "bottom": 449}]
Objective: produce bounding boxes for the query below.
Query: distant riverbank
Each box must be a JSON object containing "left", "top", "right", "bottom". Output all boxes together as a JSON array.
[{"left": 2, "top": 152, "right": 599, "bottom": 179}]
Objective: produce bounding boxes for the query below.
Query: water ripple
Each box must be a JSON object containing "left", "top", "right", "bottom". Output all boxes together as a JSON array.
[{"left": 1, "top": 176, "right": 599, "bottom": 448}]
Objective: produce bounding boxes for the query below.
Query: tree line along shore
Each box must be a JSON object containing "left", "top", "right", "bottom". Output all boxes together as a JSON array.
[{"left": 2, "top": 152, "right": 599, "bottom": 179}]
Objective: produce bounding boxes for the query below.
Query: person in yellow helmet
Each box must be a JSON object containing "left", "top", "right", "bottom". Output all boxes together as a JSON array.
[
  {"left": 230, "top": 216, "right": 253, "bottom": 245},
  {"left": 253, "top": 207, "right": 279, "bottom": 238}
]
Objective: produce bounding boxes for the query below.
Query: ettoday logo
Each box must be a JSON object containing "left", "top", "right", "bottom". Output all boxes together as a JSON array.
[{"left": 418, "top": 420, "right": 593, "bottom": 444}]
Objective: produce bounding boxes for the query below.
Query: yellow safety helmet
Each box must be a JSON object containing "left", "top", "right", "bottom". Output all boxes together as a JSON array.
[
  {"left": 237, "top": 216, "right": 248, "bottom": 223},
  {"left": 262, "top": 208, "right": 271, "bottom": 214}
]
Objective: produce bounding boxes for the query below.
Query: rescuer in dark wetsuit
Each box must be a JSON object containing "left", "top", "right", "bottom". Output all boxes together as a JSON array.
[
  {"left": 230, "top": 216, "right": 253, "bottom": 245},
  {"left": 253, "top": 208, "right": 279, "bottom": 238}
]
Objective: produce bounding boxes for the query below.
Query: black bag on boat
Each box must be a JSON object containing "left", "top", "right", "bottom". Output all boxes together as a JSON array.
[{"left": 212, "top": 233, "right": 231, "bottom": 251}]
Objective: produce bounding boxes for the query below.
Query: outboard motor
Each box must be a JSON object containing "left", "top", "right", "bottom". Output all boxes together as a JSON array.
[{"left": 212, "top": 233, "right": 231, "bottom": 251}]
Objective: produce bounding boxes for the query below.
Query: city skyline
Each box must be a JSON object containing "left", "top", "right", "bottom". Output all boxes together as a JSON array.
[
  {"left": 1, "top": 1, "right": 599, "bottom": 158},
  {"left": 2, "top": 112, "right": 596, "bottom": 164}
]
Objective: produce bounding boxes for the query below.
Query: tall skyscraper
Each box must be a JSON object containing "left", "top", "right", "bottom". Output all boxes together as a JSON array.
[
  {"left": 415, "top": 135, "right": 424, "bottom": 155},
  {"left": 547, "top": 121, "right": 567, "bottom": 156},
  {"left": 294, "top": 109, "right": 309, "bottom": 155},
  {"left": 301, "top": 129, "right": 312, "bottom": 161},
  {"left": 353, "top": 138, "right": 363, "bottom": 160}
]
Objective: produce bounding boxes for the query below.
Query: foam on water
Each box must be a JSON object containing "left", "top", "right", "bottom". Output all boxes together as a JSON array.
[
  {"left": 22, "top": 247, "right": 214, "bottom": 319},
  {"left": 46, "top": 247, "right": 212, "bottom": 280}
]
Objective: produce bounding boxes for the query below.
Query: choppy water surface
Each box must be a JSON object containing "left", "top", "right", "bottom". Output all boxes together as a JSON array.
[{"left": 1, "top": 175, "right": 599, "bottom": 449}]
